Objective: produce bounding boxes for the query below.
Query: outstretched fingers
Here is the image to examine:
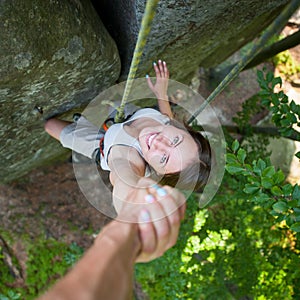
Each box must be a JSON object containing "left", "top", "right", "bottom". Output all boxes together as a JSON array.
[
  {"left": 146, "top": 60, "right": 170, "bottom": 99},
  {"left": 154, "top": 60, "right": 169, "bottom": 78}
]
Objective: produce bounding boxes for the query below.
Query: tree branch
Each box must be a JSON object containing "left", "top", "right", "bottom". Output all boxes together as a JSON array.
[
  {"left": 211, "top": 29, "right": 300, "bottom": 82},
  {"left": 244, "top": 29, "right": 300, "bottom": 70}
]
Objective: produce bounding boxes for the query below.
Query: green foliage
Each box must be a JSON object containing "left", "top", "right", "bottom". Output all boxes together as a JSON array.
[
  {"left": 273, "top": 50, "right": 300, "bottom": 80},
  {"left": 0, "top": 237, "right": 83, "bottom": 300},
  {"left": 0, "top": 290, "right": 21, "bottom": 300},
  {"left": 226, "top": 140, "right": 300, "bottom": 236},
  {"left": 136, "top": 181, "right": 300, "bottom": 299},
  {"left": 25, "top": 239, "right": 69, "bottom": 297},
  {"left": 0, "top": 247, "right": 17, "bottom": 297},
  {"left": 257, "top": 70, "right": 300, "bottom": 144},
  {"left": 64, "top": 242, "right": 84, "bottom": 266}
]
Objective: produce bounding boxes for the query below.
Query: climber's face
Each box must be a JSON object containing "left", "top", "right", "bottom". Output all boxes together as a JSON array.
[{"left": 139, "top": 124, "right": 198, "bottom": 174}]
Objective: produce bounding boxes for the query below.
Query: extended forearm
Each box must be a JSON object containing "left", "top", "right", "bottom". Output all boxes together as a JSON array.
[
  {"left": 157, "top": 97, "right": 174, "bottom": 119},
  {"left": 39, "top": 221, "right": 140, "bottom": 300},
  {"left": 109, "top": 153, "right": 146, "bottom": 213}
]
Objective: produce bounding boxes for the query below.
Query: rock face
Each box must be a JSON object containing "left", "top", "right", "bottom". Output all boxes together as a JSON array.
[
  {"left": 0, "top": 0, "right": 120, "bottom": 182},
  {"left": 94, "top": 0, "right": 289, "bottom": 81},
  {"left": 0, "top": 0, "right": 292, "bottom": 182}
]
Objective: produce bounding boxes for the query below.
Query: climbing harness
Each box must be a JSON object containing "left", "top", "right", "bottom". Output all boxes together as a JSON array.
[
  {"left": 96, "top": 113, "right": 134, "bottom": 165},
  {"left": 114, "top": 0, "right": 160, "bottom": 123},
  {"left": 187, "top": 0, "right": 300, "bottom": 125}
]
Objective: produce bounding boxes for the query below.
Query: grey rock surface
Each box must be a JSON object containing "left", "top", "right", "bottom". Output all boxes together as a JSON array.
[
  {"left": 0, "top": 0, "right": 120, "bottom": 182},
  {"left": 95, "top": 0, "right": 289, "bottom": 82}
]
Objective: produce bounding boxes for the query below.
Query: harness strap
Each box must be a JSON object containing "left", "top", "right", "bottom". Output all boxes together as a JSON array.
[
  {"left": 98, "top": 118, "right": 115, "bottom": 158},
  {"left": 97, "top": 113, "right": 134, "bottom": 165}
]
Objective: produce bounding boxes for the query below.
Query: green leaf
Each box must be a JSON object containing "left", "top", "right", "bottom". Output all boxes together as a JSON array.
[
  {"left": 244, "top": 164, "right": 253, "bottom": 172},
  {"left": 290, "top": 222, "right": 300, "bottom": 232},
  {"left": 237, "top": 148, "right": 247, "bottom": 164},
  {"left": 261, "top": 177, "right": 274, "bottom": 189},
  {"left": 259, "top": 90, "right": 271, "bottom": 96},
  {"left": 292, "top": 185, "right": 300, "bottom": 201},
  {"left": 279, "top": 127, "right": 295, "bottom": 137},
  {"left": 293, "top": 208, "right": 300, "bottom": 221},
  {"left": 266, "top": 72, "right": 274, "bottom": 83},
  {"left": 262, "top": 166, "right": 275, "bottom": 178},
  {"left": 271, "top": 186, "right": 282, "bottom": 196},
  {"left": 280, "top": 94, "right": 289, "bottom": 104},
  {"left": 295, "top": 151, "right": 300, "bottom": 159},
  {"left": 286, "top": 112, "right": 297, "bottom": 123},
  {"left": 247, "top": 175, "right": 260, "bottom": 184},
  {"left": 270, "top": 210, "right": 280, "bottom": 217},
  {"left": 272, "top": 114, "right": 281, "bottom": 125},
  {"left": 270, "top": 106, "right": 279, "bottom": 113},
  {"left": 280, "top": 118, "right": 291, "bottom": 127},
  {"left": 225, "top": 165, "right": 245, "bottom": 175},
  {"left": 232, "top": 140, "right": 240, "bottom": 153},
  {"left": 278, "top": 91, "right": 285, "bottom": 98},
  {"left": 253, "top": 166, "right": 262, "bottom": 176},
  {"left": 253, "top": 192, "right": 272, "bottom": 205},
  {"left": 281, "top": 104, "right": 290, "bottom": 113},
  {"left": 271, "top": 76, "right": 282, "bottom": 89},
  {"left": 261, "top": 97, "right": 271, "bottom": 106},
  {"left": 271, "top": 93, "right": 280, "bottom": 105},
  {"left": 257, "top": 159, "right": 266, "bottom": 171},
  {"left": 287, "top": 199, "right": 298, "bottom": 208},
  {"left": 282, "top": 184, "right": 293, "bottom": 196},
  {"left": 244, "top": 183, "right": 260, "bottom": 194},
  {"left": 272, "top": 170, "right": 285, "bottom": 185},
  {"left": 272, "top": 201, "right": 288, "bottom": 213},
  {"left": 286, "top": 215, "right": 294, "bottom": 227},
  {"left": 226, "top": 153, "right": 238, "bottom": 164},
  {"left": 257, "top": 70, "right": 264, "bottom": 85},
  {"left": 290, "top": 100, "right": 299, "bottom": 114}
]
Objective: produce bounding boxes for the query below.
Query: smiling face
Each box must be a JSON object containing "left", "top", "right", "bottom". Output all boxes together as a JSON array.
[{"left": 139, "top": 124, "right": 199, "bottom": 174}]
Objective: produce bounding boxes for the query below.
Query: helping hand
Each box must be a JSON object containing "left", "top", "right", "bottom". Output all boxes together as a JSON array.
[{"left": 118, "top": 178, "right": 186, "bottom": 263}]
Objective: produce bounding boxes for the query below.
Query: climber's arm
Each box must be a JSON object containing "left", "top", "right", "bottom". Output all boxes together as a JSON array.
[
  {"left": 108, "top": 145, "right": 146, "bottom": 213},
  {"left": 44, "top": 118, "right": 72, "bottom": 141}
]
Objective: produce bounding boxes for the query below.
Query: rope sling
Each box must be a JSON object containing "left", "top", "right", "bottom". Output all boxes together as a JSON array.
[{"left": 114, "top": 0, "right": 300, "bottom": 125}]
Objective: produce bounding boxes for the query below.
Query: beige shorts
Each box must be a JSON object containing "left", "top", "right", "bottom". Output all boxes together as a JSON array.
[{"left": 60, "top": 116, "right": 102, "bottom": 159}]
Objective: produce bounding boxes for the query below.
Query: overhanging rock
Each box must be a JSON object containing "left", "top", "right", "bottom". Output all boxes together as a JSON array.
[
  {"left": 0, "top": 0, "right": 120, "bottom": 182},
  {"left": 95, "top": 0, "right": 290, "bottom": 82}
]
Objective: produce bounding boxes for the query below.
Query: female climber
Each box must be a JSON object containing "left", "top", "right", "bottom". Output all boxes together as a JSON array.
[{"left": 44, "top": 60, "right": 211, "bottom": 212}]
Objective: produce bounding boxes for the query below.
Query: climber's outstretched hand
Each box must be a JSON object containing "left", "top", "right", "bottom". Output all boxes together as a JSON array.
[{"left": 146, "top": 60, "right": 169, "bottom": 100}]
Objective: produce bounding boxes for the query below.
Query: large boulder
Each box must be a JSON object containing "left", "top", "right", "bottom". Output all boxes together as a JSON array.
[
  {"left": 94, "top": 0, "right": 289, "bottom": 81},
  {"left": 0, "top": 0, "right": 120, "bottom": 182}
]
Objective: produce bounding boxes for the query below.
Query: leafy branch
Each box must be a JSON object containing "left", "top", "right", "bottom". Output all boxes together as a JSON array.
[
  {"left": 226, "top": 140, "right": 300, "bottom": 234},
  {"left": 257, "top": 70, "right": 300, "bottom": 158}
]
